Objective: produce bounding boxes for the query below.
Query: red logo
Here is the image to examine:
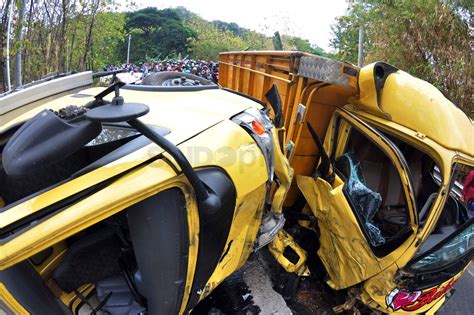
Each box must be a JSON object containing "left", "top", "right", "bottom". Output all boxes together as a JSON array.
[{"left": 386, "top": 279, "right": 456, "bottom": 311}]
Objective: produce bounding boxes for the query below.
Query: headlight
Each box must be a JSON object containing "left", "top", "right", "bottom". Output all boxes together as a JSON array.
[{"left": 232, "top": 108, "right": 274, "bottom": 181}]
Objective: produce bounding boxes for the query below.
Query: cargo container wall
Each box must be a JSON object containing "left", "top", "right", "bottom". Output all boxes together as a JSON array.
[{"left": 219, "top": 51, "right": 359, "bottom": 206}]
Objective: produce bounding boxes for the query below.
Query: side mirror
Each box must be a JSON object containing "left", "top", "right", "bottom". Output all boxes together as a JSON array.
[{"left": 2, "top": 110, "right": 101, "bottom": 177}]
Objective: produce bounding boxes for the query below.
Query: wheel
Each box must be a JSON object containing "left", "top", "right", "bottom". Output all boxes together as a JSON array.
[{"left": 142, "top": 71, "right": 215, "bottom": 86}]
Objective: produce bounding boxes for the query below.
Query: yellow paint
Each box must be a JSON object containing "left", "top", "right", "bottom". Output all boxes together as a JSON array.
[
  {"left": 199, "top": 184, "right": 266, "bottom": 301},
  {"left": 30, "top": 242, "right": 67, "bottom": 277},
  {"left": 302, "top": 108, "right": 423, "bottom": 290},
  {"left": 355, "top": 63, "right": 473, "bottom": 156},
  {"left": 320, "top": 104, "right": 472, "bottom": 309},
  {"left": 62, "top": 284, "right": 94, "bottom": 311},
  {"left": 0, "top": 119, "right": 269, "bottom": 314},
  {"left": 0, "top": 87, "right": 261, "bottom": 134},
  {"left": 297, "top": 174, "right": 383, "bottom": 289},
  {"left": 217, "top": 53, "right": 473, "bottom": 313},
  {"left": 269, "top": 229, "right": 310, "bottom": 276},
  {"left": 178, "top": 182, "right": 200, "bottom": 315},
  {"left": 360, "top": 262, "right": 465, "bottom": 314},
  {"left": 0, "top": 88, "right": 264, "bottom": 229},
  {"left": 271, "top": 127, "right": 294, "bottom": 213},
  {"left": 0, "top": 283, "right": 28, "bottom": 314},
  {"left": 175, "top": 120, "right": 269, "bottom": 302},
  {"left": 2, "top": 52, "right": 473, "bottom": 314}
]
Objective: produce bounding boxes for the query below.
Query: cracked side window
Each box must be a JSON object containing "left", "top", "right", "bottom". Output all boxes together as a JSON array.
[
  {"left": 413, "top": 163, "right": 474, "bottom": 266},
  {"left": 336, "top": 127, "right": 410, "bottom": 247},
  {"left": 410, "top": 220, "right": 473, "bottom": 272}
]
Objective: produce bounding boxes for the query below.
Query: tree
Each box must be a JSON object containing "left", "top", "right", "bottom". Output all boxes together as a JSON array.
[
  {"left": 330, "top": 2, "right": 372, "bottom": 64},
  {"left": 283, "top": 35, "right": 332, "bottom": 57},
  {"left": 126, "top": 7, "right": 162, "bottom": 36},
  {"left": 0, "top": 0, "right": 13, "bottom": 91},
  {"left": 79, "top": 0, "right": 100, "bottom": 71},
  {"left": 0, "top": 0, "right": 125, "bottom": 87},
  {"left": 125, "top": 7, "right": 195, "bottom": 61},
  {"left": 187, "top": 13, "right": 247, "bottom": 60},
  {"left": 331, "top": 0, "right": 473, "bottom": 117}
]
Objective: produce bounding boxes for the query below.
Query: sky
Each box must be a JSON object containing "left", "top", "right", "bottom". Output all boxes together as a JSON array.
[{"left": 122, "top": 0, "right": 349, "bottom": 51}]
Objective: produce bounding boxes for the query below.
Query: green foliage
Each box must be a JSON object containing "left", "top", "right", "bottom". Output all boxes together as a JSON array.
[
  {"left": 331, "top": 0, "right": 473, "bottom": 117},
  {"left": 241, "top": 30, "right": 272, "bottom": 51},
  {"left": 283, "top": 35, "right": 333, "bottom": 57},
  {"left": 330, "top": 2, "right": 372, "bottom": 64},
  {"left": 212, "top": 20, "right": 244, "bottom": 36},
  {"left": 91, "top": 12, "right": 125, "bottom": 67},
  {"left": 187, "top": 13, "right": 247, "bottom": 60},
  {"left": 183, "top": 9, "right": 272, "bottom": 60},
  {"left": 125, "top": 7, "right": 195, "bottom": 62},
  {"left": 1, "top": 2, "right": 331, "bottom": 90}
]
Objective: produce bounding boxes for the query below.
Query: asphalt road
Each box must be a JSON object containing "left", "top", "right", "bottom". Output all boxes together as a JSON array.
[
  {"left": 252, "top": 256, "right": 474, "bottom": 315},
  {"left": 438, "top": 262, "right": 474, "bottom": 315}
]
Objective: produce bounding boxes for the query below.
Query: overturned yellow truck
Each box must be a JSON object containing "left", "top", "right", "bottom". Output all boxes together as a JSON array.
[
  {"left": 219, "top": 51, "right": 473, "bottom": 314},
  {"left": 0, "top": 50, "right": 472, "bottom": 315}
]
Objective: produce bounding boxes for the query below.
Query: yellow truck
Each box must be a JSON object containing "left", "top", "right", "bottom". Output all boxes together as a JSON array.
[
  {"left": 0, "top": 50, "right": 472, "bottom": 315},
  {"left": 219, "top": 51, "right": 473, "bottom": 314}
]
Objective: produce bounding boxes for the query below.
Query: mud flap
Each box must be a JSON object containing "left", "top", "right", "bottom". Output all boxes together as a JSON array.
[{"left": 296, "top": 175, "right": 382, "bottom": 289}]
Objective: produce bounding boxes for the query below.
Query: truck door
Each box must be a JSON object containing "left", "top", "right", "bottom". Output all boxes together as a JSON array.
[{"left": 297, "top": 108, "right": 417, "bottom": 289}]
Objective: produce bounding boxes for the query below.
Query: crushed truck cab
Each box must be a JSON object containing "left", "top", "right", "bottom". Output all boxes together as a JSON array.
[{"left": 219, "top": 51, "right": 473, "bottom": 314}]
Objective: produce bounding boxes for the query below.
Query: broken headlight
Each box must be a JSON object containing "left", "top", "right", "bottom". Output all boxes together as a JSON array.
[{"left": 232, "top": 108, "right": 274, "bottom": 182}]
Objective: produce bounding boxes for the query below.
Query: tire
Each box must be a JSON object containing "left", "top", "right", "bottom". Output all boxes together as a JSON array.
[{"left": 142, "top": 71, "right": 214, "bottom": 86}]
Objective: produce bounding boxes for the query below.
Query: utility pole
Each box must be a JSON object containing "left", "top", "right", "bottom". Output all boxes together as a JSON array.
[
  {"left": 15, "top": 0, "right": 26, "bottom": 88},
  {"left": 6, "top": 1, "right": 13, "bottom": 91},
  {"left": 357, "top": 27, "right": 364, "bottom": 68},
  {"left": 126, "top": 34, "right": 131, "bottom": 64}
]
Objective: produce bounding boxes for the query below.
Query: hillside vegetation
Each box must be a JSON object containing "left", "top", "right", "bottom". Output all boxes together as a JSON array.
[
  {"left": 331, "top": 0, "right": 472, "bottom": 117},
  {"left": 1, "top": 1, "right": 472, "bottom": 116}
]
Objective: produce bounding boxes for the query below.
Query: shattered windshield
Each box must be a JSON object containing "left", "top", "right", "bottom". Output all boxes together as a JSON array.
[
  {"left": 410, "top": 163, "right": 474, "bottom": 271},
  {"left": 336, "top": 125, "right": 411, "bottom": 248},
  {"left": 338, "top": 153, "right": 385, "bottom": 246},
  {"left": 410, "top": 220, "right": 473, "bottom": 271}
]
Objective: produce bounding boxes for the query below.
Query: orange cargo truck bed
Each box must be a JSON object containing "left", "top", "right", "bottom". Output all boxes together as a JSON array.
[{"left": 219, "top": 51, "right": 359, "bottom": 205}]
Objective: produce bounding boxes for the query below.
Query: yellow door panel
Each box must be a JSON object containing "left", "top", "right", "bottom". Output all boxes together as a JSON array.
[{"left": 297, "top": 175, "right": 383, "bottom": 289}]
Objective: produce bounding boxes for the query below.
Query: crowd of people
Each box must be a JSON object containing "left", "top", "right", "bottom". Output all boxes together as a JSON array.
[{"left": 103, "top": 59, "right": 219, "bottom": 83}]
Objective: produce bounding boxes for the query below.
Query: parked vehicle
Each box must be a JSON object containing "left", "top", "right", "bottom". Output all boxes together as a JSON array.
[{"left": 219, "top": 51, "right": 473, "bottom": 314}]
